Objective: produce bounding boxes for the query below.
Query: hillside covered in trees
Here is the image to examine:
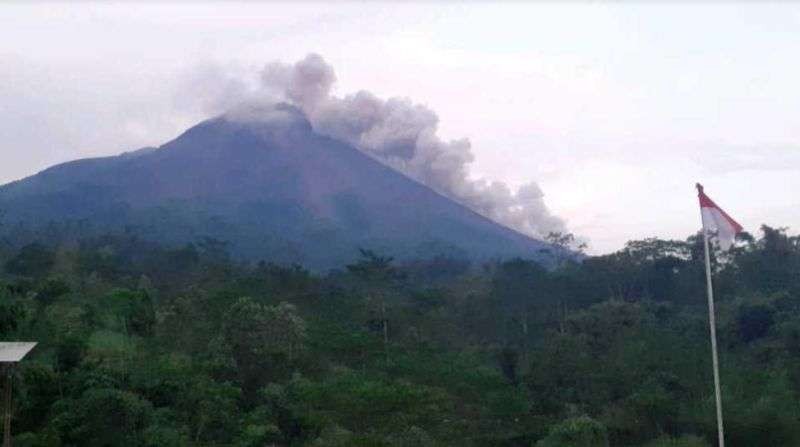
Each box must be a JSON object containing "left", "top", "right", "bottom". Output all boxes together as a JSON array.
[{"left": 1, "top": 225, "right": 799, "bottom": 446}]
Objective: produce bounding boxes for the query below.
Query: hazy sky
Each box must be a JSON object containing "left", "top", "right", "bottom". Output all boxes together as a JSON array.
[{"left": 2, "top": 2, "right": 799, "bottom": 253}]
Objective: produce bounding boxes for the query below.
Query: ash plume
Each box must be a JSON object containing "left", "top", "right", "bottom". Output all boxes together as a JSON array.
[{"left": 203, "top": 54, "right": 567, "bottom": 239}]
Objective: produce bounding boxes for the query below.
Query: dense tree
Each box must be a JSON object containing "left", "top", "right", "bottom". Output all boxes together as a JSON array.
[
  {"left": 536, "top": 416, "right": 609, "bottom": 447},
  {"left": 0, "top": 225, "right": 797, "bottom": 446},
  {"left": 5, "top": 243, "right": 56, "bottom": 277},
  {"left": 218, "top": 297, "right": 307, "bottom": 400}
]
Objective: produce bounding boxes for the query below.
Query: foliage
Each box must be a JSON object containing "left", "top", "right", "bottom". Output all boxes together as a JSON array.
[
  {"left": 535, "top": 416, "right": 609, "bottom": 447},
  {"left": 644, "top": 435, "right": 709, "bottom": 447},
  {"left": 5, "top": 243, "right": 56, "bottom": 277},
  {"left": 1, "top": 226, "right": 799, "bottom": 446}
]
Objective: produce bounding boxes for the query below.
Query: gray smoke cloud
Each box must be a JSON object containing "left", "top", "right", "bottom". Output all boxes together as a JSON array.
[{"left": 211, "top": 54, "right": 567, "bottom": 239}]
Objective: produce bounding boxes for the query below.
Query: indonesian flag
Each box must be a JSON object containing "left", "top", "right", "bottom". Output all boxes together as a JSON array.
[{"left": 697, "top": 183, "right": 743, "bottom": 251}]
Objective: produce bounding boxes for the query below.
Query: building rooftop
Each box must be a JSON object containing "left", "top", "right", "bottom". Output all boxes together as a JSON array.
[{"left": 0, "top": 342, "right": 37, "bottom": 363}]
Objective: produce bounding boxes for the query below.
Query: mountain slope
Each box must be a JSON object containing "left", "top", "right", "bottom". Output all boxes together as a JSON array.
[{"left": 0, "top": 105, "right": 555, "bottom": 268}]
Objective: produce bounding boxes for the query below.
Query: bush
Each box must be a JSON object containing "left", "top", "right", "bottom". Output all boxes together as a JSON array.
[
  {"left": 644, "top": 435, "right": 709, "bottom": 447},
  {"left": 536, "top": 416, "right": 609, "bottom": 447},
  {"left": 53, "top": 388, "right": 153, "bottom": 447},
  {"left": 736, "top": 304, "right": 774, "bottom": 343}
]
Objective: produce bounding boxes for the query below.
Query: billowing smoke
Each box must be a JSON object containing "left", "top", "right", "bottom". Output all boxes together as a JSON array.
[{"left": 208, "top": 54, "right": 567, "bottom": 239}]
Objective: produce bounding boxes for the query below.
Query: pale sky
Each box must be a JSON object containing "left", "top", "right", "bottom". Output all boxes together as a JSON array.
[{"left": 1, "top": 2, "right": 799, "bottom": 253}]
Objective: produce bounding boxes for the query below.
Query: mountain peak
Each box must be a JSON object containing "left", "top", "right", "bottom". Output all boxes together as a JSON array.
[
  {"left": 223, "top": 102, "right": 311, "bottom": 131},
  {"left": 0, "top": 114, "right": 554, "bottom": 269}
]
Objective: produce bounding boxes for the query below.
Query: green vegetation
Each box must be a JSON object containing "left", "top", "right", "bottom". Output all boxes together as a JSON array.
[{"left": 1, "top": 226, "right": 799, "bottom": 446}]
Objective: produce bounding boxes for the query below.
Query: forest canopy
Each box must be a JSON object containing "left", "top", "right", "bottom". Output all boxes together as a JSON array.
[{"left": 1, "top": 225, "right": 799, "bottom": 446}]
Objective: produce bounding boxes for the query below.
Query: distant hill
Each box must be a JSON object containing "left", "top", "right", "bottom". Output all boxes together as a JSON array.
[{"left": 0, "top": 104, "right": 556, "bottom": 269}]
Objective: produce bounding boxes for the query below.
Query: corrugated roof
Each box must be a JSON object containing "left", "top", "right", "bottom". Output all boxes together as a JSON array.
[{"left": 0, "top": 342, "right": 37, "bottom": 362}]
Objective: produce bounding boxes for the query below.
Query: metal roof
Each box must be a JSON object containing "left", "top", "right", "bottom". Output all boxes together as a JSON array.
[{"left": 0, "top": 342, "right": 37, "bottom": 362}]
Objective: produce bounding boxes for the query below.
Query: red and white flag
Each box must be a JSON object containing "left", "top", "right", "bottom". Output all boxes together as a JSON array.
[{"left": 697, "top": 184, "right": 743, "bottom": 251}]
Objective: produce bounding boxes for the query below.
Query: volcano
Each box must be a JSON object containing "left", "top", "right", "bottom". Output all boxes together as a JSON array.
[{"left": 0, "top": 105, "right": 555, "bottom": 269}]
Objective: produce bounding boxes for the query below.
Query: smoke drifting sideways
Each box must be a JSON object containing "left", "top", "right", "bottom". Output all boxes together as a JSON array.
[{"left": 186, "top": 54, "right": 568, "bottom": 241}]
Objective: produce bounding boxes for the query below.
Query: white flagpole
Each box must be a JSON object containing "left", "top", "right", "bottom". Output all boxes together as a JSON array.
[{"left": 699, "top": 185, "right": 726, "bottom": 447}]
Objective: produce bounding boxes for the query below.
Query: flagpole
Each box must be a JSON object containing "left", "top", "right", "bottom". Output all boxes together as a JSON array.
[{"left": 699, "top": 184, "right": 725, "bottom": 447}]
